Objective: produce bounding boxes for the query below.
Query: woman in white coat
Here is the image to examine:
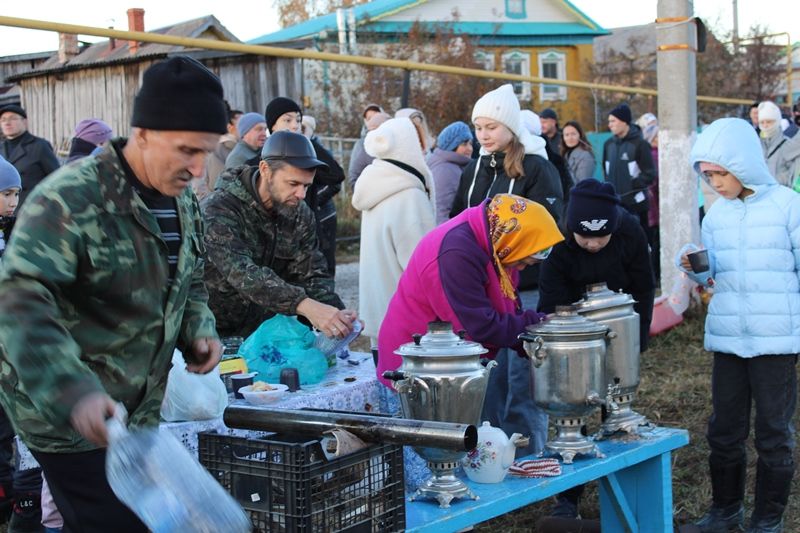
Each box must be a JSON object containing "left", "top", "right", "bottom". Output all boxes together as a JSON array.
[{"left": 352, "top": 117, "right": 436, "bottom": 349}]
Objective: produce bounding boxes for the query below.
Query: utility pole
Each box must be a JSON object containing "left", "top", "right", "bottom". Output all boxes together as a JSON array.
[
  {"left": 656, "top": 0, "right": 699, "bottom": 292},
  {"left": 732, "top": 0, "right": 739, "bottom": 50}
]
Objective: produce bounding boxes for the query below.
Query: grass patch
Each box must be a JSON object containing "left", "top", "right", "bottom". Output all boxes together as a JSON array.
[{"left": 475, "top": 304, "right": 800, "bottom": 530}]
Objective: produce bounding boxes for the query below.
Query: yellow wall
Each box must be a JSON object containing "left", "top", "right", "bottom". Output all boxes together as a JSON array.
[{"left": 485, "top": 43, "right": 595, "bottom": 131}]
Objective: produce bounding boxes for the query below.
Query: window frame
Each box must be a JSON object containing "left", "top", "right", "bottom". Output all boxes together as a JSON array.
[{"left": 537, "top": 49, "right": 567, "bottom": 102}]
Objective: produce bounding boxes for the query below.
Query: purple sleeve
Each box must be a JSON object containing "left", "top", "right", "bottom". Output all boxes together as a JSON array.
[{"left": 438, "top": 248, "right": 545, "bottom": 348}]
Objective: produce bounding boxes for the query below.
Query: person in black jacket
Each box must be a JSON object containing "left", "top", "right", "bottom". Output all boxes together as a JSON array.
[
  {"left": 263, "top": 97, "right": 345, "bottom": 275},
  {"left": 602, "top": 103, "right": 655, "bottom": 239},
  {"left": 450, "top": 84, "right": 563, "bottom": 223},
  {"left": 538, "top": 179, "right": 655, "bottom": 519},
  {"left": 0, "top": 104, "right": 60, "bottom": 208}
]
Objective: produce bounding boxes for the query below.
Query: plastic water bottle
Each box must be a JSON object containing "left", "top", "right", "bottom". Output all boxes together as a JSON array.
[
  {"left": 314, "top": 319, "right": 363, "bottom": 365},
  {"left": 105, "top": 406, "right": 251, "bottom": 533}
]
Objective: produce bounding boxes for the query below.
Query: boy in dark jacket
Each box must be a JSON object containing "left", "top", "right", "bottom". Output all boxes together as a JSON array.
[
  {"left": 538, "top": 179, "right": 655, "bottom": 348},
  {"left": 538, "top": 179, "right": 655, "bottom": 520}
]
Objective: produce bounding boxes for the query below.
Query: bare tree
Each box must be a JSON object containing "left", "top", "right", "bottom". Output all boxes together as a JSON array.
[
  {"left": 306, "top": 17, "right": 499, "bottom": 138},
  {"left": 274, "top": 0, "right": 367, "bottom": 28}
]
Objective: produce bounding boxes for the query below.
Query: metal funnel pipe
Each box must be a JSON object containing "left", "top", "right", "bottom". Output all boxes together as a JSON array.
[{"left": 223, "top": 406, "right": 477, "bottom": 452}]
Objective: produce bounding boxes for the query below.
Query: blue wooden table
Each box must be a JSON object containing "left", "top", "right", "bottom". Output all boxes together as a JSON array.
[{"left": 405, "top": 426, "right": 690, "bottom": 533}]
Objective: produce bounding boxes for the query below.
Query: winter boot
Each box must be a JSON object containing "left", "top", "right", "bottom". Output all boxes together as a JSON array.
[
  {"left": 8, "top": 492, "right": 44, "bottom": 533},
  {"left": 695, "top": 503, "right": 745, "bottom": 533},
  {"left": 746, "top": 459, "right": 793, "bottom": 533},
  {"left": 694, "top": 458, "right": 746, "bottom": 533}
]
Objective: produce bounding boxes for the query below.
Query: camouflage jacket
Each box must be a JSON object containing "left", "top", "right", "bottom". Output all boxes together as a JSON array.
[
  {"left": 203, "top": 165, "right": 343, "bottom": 338},
  {"left": 0, "top": 141, "right": 217, "bottom": 453}
]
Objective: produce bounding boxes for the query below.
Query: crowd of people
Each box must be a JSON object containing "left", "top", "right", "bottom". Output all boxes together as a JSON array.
[{"left": 0, "top": 53, "right": 798, "bottom": 532}]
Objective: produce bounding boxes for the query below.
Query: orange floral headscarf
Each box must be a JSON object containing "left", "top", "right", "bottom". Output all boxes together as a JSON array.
[{"left": 486, "top": 194, "right": 564, "bottom": 299}]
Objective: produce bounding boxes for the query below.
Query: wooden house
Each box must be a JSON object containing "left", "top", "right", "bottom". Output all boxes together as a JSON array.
[
  {"left": 250, "top": 0, "right": 608, "bottom": 129},
  {"left": 6, "top": 11, "right": 301, "bottom": 149}
]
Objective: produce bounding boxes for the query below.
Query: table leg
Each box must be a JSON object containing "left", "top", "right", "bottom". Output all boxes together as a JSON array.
[{"left": 599, "top": 451, "right": 673, "bottom": 533}]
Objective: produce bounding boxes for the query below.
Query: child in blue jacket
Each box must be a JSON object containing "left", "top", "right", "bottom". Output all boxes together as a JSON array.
[{"left": 679, "top": 118, "right": 800, "bottom": 533}]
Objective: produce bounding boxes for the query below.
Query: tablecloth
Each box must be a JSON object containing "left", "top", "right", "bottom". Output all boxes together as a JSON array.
[{"left": 18, "top": 353, "right": 385, "bottom": 470}]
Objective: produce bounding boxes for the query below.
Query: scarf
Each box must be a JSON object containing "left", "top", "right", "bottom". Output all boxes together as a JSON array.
[{"left": 485, "top": 194, "right": 564, "bottom": 299}]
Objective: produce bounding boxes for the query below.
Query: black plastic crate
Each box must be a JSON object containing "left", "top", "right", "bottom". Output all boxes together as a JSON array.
[{"left": 198, "top": 431, "right": 405, "bottom": 533}]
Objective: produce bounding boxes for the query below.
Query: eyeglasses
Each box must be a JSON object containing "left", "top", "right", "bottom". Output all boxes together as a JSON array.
[
  {"left": 0, "top": 116, "right": 22, "bottom": 124},
  {"left": 532, "top": 247, "right": 552, "bottom": 260}
]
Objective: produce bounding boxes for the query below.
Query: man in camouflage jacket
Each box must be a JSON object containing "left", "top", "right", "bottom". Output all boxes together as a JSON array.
[
  {"left": 204, "top": 130, "right": 358, "bottom": 340},
  {"left": 0, "top": 57, "right": 227, "bottom": 532}
]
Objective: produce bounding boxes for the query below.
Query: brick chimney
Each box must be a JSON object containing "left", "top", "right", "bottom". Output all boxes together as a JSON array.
[
  {"left": 58, "top": 33, "right": 80, "bottom": 64},
  {"left": 127, "top": 8, "right": 145, "bottom": 54}
]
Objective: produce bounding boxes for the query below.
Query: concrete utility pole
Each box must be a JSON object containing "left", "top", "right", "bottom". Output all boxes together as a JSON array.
[{"left": 656, "top": 0, "right": 699, "bottom": 291}]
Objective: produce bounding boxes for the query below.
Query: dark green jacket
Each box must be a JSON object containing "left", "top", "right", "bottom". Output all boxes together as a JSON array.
[
  {"left": 203, "top": 165, "right": 343, "bottom": 338},
  {"left": 0, "top": 141, "right": 217, "bottom": 453}
]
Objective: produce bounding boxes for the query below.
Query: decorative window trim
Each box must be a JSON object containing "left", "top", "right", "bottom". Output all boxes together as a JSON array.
[
  {"left": 474, "top": 50, "right": 496, "bottom": 71},
  {"left": 538, "top": 49, "right": 567, "bottom": 101},
  {"left": 501, "top": 49, "right": 531, "bottom": 101},
  {"left": 505, "top": 0, "right": 526, "bottom": 19}
]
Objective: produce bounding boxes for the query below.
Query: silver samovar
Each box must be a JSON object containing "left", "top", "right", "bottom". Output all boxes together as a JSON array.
[
  {"left": 574, "top": 283, "right": 649, "bottom": 435},
  {"left": 383, "top": 321, "right": 495, "bottom": 508},
  {"left": 519, "top": 307, "right": 612, "bottom": 463}
]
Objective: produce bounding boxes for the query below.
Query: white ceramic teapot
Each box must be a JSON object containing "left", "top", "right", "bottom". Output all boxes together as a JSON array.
[{"left": 462, "top": 421, "right": 527, "bottom": 483}]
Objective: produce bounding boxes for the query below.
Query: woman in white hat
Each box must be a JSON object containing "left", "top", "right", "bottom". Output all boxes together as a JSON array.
[{"left": 449, "top": 84, "right": 563, "bottom": 224}]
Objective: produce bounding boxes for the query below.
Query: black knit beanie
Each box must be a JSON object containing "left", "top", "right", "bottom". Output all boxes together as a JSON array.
[
  {"left": 567, "top": 179, "right": 621, "bottom": 236},
  {"left": 609, "top": 103, "right": 632, "bottom": 125},
  {"left": 131, "top": 56, "right": 227, "bottom": 134},
  {"left": 265, "top": 97, "right": 302, "bottom": 133}
]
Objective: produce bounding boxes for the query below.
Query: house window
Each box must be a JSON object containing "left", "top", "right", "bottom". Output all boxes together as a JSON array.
[
  {"left": 538, "top": 50, "right": 567, "bottom": 101},
  {"left": 474, "top": 50, "right": 495, "bottom": 71},
  {"left": 505, "top": 0, "right": 526, "bottom": 19},
  {"left": 501, "top": 50, "right": 531, "bottom": 101}
]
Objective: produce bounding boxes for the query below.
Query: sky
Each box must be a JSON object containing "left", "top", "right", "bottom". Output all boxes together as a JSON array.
[{"left": 0, "top": 0, "right": 796, "bottom": 57}]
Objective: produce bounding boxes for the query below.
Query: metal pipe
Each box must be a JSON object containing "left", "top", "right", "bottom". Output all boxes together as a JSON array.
[
  {"left": 223, "top": 406, "right": 478, "bottom": 451},
  {"left": 0, "top": 15, "right": 753, "bottom": 105}
]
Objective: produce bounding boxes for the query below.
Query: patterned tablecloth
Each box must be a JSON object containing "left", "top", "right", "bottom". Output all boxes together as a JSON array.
[{"left": 18, "top": 353, "right": 386, "bottom": 470}]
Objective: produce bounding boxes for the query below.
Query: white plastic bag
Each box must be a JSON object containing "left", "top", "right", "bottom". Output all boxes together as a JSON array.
[
  {"left": 666, "top": 271, "right": 696, "bottom": 316},
  {"left": 161, "top": 350, "right": 227, "bottom": 422}
]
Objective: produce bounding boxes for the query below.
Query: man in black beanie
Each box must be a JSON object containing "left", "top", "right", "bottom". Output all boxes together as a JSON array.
[
  {"left": 538, "top": 178, "right": 655, "bottom": 519},
  {"left": 0, "top": 55, "right": 226, "bottom": 533},
  {"left": 263, "top": 96, "right": 345, "bottom": 275},
  {"left": 602, "top": 102, "right": 655, "bottom": 239}
]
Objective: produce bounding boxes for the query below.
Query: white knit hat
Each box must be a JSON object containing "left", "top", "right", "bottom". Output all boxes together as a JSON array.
[
  {"left": 365, "top": 117, "right": 429, "bottom": 178},
  {"left": 472, "top": 84, "right": 522, "bottom": 139},
  {"left": 757, "top": 101, "right": 781, "bottom": 123}
]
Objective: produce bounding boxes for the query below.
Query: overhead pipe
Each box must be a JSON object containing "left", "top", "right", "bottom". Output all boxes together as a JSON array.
[{"left": 0, "top": 15, "right": 753, "bottom": 105}]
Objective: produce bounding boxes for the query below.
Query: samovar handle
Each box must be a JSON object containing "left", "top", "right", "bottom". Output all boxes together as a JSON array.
[{"left": 529, "top": 336, "right": 547, "bottom": 368}]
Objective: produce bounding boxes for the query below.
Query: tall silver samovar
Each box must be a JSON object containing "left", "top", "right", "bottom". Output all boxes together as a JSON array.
[
  {"left": 383, "top": 321, "right": 495, "bottom": 508},
  {"left": 574, "top": 283, "right": 649, "bottom": 435},
  {"left": 519, "top": 307, "right": 612, "bottom": 463}
]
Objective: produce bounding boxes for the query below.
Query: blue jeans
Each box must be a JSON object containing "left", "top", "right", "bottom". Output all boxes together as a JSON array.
[
  {"left": 481, "top": 348, "right": 548, "bottom": 458},
  {"left": 707, "top": 352, "right": 797, "bottom": 468}
]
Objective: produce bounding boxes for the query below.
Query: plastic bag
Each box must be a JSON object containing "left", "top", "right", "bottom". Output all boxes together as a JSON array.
[
  {"left": 161, "top": 350, "right": 228, "bottom": 422},
  {"left": 239, "top": 314, "right": 328, "bottom": 385}
]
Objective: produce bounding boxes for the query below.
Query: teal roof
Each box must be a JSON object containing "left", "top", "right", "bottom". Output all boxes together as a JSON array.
[{"left": 250, "top": 0, "right": 608, "bottom": 45}]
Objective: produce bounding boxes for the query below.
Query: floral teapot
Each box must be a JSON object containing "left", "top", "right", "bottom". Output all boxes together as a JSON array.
[{"left": 462, "top": 421, "right": 527, "bottom": 483}]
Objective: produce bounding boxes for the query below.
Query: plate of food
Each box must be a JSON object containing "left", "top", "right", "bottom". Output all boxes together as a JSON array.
[{"left": 239, "top": 381, "right": 289, "bottom": 405}]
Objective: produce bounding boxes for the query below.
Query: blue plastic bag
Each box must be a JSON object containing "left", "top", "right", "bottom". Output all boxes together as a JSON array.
[{"left": 239, "top": 315, "right": 328, "bottom": 385}]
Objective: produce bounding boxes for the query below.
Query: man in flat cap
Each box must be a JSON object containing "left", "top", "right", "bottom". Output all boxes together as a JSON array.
[
  {"left": 0, "top": 56, "right": 226, "bottom": 532},
  {"left": 0, "top": 104, "right": 60, "bottom": 208},
  {"left": 204, "top": 130, "right": 358, "bottom": 341}
]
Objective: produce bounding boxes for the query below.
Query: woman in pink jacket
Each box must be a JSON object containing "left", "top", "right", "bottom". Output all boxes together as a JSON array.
[{"left": 378, "top": 194, "right": 563, "bottom": 457}]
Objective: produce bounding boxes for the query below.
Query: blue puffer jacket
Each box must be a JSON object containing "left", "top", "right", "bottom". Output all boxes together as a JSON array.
[{"left": 683, "top": 117, "right": 800, "bottom": 357}]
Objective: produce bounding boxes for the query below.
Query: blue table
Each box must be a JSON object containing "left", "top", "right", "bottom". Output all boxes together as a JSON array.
[{"left": 406, "top": 427, "right": 689, "bottom": 533}]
